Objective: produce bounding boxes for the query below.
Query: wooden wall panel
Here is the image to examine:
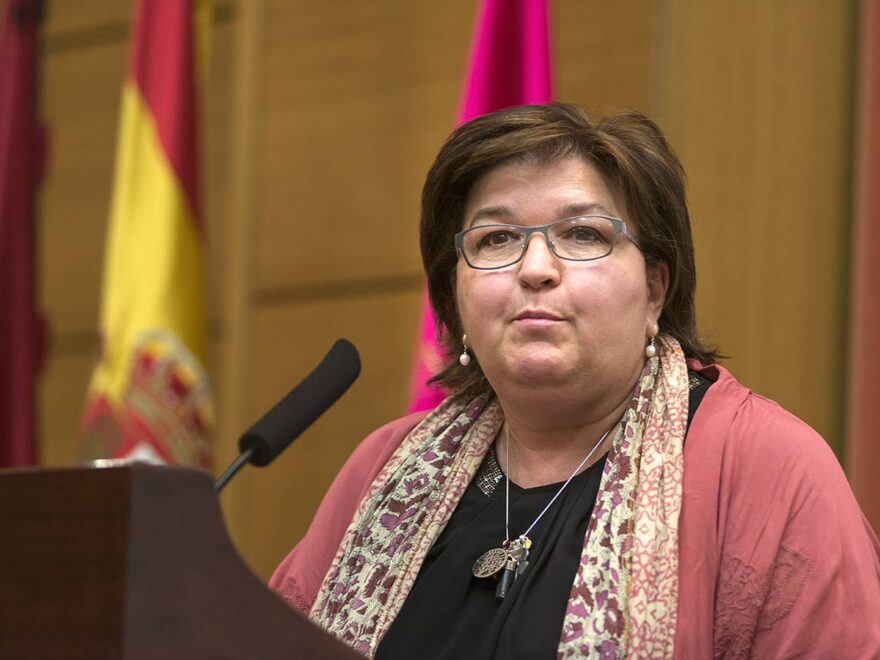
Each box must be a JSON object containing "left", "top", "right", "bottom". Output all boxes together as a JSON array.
[
  {"left": 255, "top": 0, "right": 476, "bottom": 292},
  {"left": 43, "top": 1, "right": 131, "bottom": 37},
  {"left": 203, "top": 18, "right": 236, "bottom": 333},
  {"left": 656, "top": 1, "right": 855, "bottom": 449},
  {"left": 40, "top": 39, "right": 124, "bottom": 335},
  {"left": 37, "top": 348, "right": 95, "bottom": 466},
  {"left": 555, "top": 0, "right": 656, "bottom": 114}
]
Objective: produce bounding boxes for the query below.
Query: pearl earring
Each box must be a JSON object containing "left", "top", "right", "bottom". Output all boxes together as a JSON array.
[
  {"left": 459, "top": 334, "right": 471, "bottom": 366},
  {"left": 645, "top": 323, "right": 659, "bottom": 359}
]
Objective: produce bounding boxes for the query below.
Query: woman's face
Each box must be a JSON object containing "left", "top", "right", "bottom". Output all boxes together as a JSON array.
[{"left": 455, "top": 156, "right": 667, "bottom": 404}]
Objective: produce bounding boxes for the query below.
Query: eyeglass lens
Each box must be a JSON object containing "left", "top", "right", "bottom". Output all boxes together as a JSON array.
[{"left": 461, "top": 216, "right": 618, "bottom": 268}]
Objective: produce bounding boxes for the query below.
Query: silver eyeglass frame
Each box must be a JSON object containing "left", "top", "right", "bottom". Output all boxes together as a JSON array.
[{"left": 454, "top": 214, "right": 643, "bottom": 270}]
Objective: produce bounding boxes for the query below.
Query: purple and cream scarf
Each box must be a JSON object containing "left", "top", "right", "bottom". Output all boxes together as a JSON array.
[{"left": 311, "top": 336, "right": 689, "bottom": 658}]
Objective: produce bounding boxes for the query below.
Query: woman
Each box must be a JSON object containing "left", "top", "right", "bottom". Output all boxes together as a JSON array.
[{"left": 270, "top": 104, "right": 880, "bottom": 658}]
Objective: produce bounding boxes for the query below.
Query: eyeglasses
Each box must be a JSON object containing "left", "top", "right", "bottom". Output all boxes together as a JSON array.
[{"left": 454, "top": 215, "right": 642, "bottom": 270}]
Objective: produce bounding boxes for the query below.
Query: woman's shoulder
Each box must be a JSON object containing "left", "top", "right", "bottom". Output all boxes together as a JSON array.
[
  {"left": 341, "top": 411, "right": 429, "bottom": 489},
  {"left": 299, "top": 410, "right": 429, "bottom": 540},
  {"left": 683, "top": 361, "right": 860, "bottom": 548},
  {"left": 268, "top": 410, "right": 428, "bottom": 612},
  {"left": 689, "top": 361, "right": 836, "bottom": 472},
  {"left": 686, "top": 360, "right": 875, "bottom": 570}
]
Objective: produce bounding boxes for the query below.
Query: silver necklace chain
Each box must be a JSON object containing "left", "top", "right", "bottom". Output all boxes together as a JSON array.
[
  {"left": 471, "top": 420, "right": 618, "bottom": 597},
  {"left": 504, "top": 422, "right": 614, "bottom": 545}
]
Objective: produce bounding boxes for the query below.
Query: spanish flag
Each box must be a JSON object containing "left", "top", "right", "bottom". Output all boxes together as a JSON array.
[{"left": 80, "top": 0, "right": 212, "bottom": 468}]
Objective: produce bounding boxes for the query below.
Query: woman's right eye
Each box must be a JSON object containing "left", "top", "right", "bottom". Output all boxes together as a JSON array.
[{"left": 477, "top": 230, "right": 520, "bottom": 249}]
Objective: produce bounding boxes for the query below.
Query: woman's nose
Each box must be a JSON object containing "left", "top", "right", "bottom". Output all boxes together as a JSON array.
[{"left": 517, "top": 234, "right": 561, "bottom": 288}]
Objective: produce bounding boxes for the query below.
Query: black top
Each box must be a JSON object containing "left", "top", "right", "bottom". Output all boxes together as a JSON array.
[
  {"left": 376, "top": 448, "right": 607, "bottom": 660},
  {"left": 375, "top": 371, "right": 712, "bottom": 660}
]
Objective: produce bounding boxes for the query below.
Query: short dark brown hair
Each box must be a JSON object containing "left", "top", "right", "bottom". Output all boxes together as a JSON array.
[{"left": 421, "top": 103, "right": 716, "bottom": 399}]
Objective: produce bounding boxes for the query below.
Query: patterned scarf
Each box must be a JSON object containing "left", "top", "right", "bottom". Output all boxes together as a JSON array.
[{"left": 311, "top": 336, "right": 688, "bottom": 658}]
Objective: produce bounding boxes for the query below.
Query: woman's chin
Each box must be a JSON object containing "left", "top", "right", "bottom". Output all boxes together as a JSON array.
[{"left": 499, "top": 354, "right": 575, "bottom": 388}]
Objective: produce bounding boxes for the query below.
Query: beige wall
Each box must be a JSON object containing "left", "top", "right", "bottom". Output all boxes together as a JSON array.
[
  {"left": 36, "top": 0, "right": 856, "bottom": 579},
  {"left": 659, "top": 1, "right": 855, "bottom": 454}
]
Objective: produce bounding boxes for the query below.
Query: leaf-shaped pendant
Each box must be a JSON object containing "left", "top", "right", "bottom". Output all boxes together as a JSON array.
[{"left": 472, "top": 547, "right": 508, "bottom": 578}]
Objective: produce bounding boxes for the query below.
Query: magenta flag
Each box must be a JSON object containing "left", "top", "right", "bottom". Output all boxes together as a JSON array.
[
  {"left": 408, "top": 0, "right": 553, "bottom": 411},
  {"left": 0, "top": 0, "right": 45, "bottom": 467}
]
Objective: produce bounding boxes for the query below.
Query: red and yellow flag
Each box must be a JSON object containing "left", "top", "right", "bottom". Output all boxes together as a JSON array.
[{"left": 81, "top": 0, "right": 212, "bottom": 468}]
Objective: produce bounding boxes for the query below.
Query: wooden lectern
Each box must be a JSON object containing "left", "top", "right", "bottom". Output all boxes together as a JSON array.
[{"left": 0, "top": 464, "right": 359, "bottom": 659}]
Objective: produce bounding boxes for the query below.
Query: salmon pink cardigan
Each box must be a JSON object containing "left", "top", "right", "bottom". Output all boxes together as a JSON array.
[{"left": 271, "top": 364, "right": 880, "bottom": 658}]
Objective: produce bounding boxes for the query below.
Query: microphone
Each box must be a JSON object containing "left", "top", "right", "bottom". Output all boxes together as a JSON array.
[{"left": 214, "top": 339, "right": 361, "bottom": 492}]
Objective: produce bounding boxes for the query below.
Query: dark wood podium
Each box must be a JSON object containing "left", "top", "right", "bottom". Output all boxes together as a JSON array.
[{"left": 0, "top": 464, "right": 360, "bottom": 659}]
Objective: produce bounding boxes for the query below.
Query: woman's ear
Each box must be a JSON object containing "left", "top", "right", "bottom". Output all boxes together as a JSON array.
[{"left": 646, "top": 261, "right": 670, "bottom": 320}]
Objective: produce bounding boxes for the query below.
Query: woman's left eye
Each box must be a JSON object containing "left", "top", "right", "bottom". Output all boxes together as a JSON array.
[{"left": 564, "top": 227, "right": 604, "bottom": 243}]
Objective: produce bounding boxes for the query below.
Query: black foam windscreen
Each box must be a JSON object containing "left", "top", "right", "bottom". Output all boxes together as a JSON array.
[{"left": 238, "top": 339, "right": 361, "bottom": 466}]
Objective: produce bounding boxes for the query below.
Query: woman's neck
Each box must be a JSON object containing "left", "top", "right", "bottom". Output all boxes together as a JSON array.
[{"left": 493, "top": 386, "right": 632, "bottom": 489}]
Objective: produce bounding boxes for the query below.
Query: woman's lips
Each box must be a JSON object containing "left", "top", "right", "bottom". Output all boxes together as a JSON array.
[{"left": 512, "top": 311, "right": 564, "bottom": 326}]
